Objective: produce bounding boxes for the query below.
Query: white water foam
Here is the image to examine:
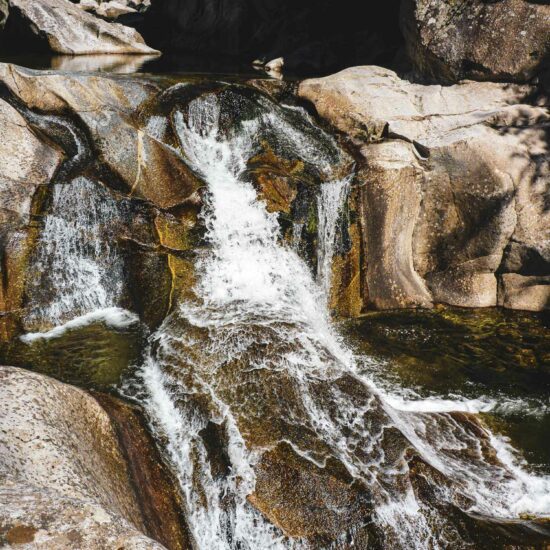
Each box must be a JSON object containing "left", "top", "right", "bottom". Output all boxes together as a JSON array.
[{"left": 20, "top": 307, "right": 139, "bottom": 343}]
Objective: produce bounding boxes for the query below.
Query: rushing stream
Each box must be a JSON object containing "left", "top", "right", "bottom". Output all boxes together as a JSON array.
[
  {"left": 4, "top": 80, "right": 549, "bottom": 549},
  {"left": 132, "top": 91, "right": 550, "bottom": 548}
]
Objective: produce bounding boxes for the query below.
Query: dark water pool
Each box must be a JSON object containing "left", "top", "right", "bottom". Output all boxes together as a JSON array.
[{"left": 342, "top": 307, "right": 550, "bottom": 474}]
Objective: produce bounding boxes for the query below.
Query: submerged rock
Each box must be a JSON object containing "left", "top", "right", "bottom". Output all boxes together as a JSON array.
[
  {"left": 7, "top": 0, "right": 159, "bottom": 55},
  {"left": 299, "top": 66, "right": 550, "bottom": 311},
  {"left": 400, "top": 0, "right": 550, "bottom": 83},
  {"left": 249, "top": 441, "right": 371, "bottom": 545},
  {"left": 0, "top": 366, "right": 167, "bottom": 549}
]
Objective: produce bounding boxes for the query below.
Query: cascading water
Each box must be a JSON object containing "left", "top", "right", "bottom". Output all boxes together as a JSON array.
[
  {"left": 25, "top": 176, "right": 124, "bottom": 329},
  {"left": 316, "top": 176, "right": 351, "bottom": 300},
  {"left": 133, "top": 91, "right": 550, "bottom": 549}
]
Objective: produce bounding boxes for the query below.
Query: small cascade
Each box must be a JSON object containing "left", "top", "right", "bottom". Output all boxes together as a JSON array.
[
  {"left": 290, "top": 222, "right": 304, "bottom": 252},
  {"left": 136, "top": 89, "right": 550, "bottom": 550},
  {"left": 25, "top": 177, "right": 124, "bottom": 329},
  {"left": 316, "top": 176, "right": 351, "bottom": 300},
  {"left": 15, "top": 81, "right": 547, "bottom": 549}
]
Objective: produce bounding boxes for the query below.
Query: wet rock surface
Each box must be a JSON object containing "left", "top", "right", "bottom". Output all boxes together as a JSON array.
[
  {"left": 93, "top": 392, "right": 192, "bottom": 550},
  {"left": 299, "top": 66, "right": 550, "bottom": 311}
]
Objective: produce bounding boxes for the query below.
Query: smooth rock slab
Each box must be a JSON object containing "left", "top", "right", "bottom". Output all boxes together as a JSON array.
[
  {"left": 0, "top": 98, "right": 64, "bottom": 340},
  {"left": 9, "top": 0, "right": 159, "bottom": 54}
]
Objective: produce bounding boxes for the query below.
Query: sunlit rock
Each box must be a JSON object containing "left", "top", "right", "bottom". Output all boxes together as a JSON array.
[
  {"left": 300, "top": 66, "right": 549, "bottom": 311},
  {"left": 96, "top": 0, "right": 137, "bottom": 20},
  {"left": 7, "top": 0, "right": 159, "bottom": 55},
  {"left": 0, "top": 98, "right": 64, "bottom": 341},
  {"left": 0, "top": 366, "right": 165, "bottom": 549}
]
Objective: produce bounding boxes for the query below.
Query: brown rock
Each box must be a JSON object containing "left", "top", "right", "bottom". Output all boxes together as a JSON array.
[
  {"left": 329, "top": 187, "right": 365, "bottom": 318},
  {"left": 93, "top": 393, "right": 192, "bottom": 550},
  {"left": 400, "top": 0, "right": 550, "bottom": 83},
  {"left": 249, "top": 442, "right": 371, "bottom": 545}
]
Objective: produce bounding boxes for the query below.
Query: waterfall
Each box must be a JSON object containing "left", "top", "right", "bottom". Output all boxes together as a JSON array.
[
  {"left": 25, "top": 177, "right": 124, "bottom": 329},
  {"left": 123, "top": 91, "right": 550, "bottom": 549},
  {"left": 290, "top": 222, "right": 304, "bottom": 253},
  {"left": 316, "top": 176, "right": 351, "bottom": 300}
]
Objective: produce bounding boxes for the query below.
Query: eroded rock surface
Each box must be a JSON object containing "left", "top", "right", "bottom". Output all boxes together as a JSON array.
[
  {"left": 7, "top": 0, "right": 159, "bottom": 54},
  {"left": 300, "top": 66, "right": 550, "bottom": 311},
  {"left": 0, "top": 366, "right": 166, "bottom": 549},
  {"left": 400, "top": 0, "right": 550, "bottom": 83}
]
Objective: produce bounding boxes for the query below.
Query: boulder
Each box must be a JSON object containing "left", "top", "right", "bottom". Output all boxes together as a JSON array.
[
  {"left": 0, "top": 366, "right": 166, "bottom": 549},
  {"left": 0, "top": 64, "right": 202, "bottom": 209},
  {"left": 299, "top": 66, "right": 549, "bottom": 311},
  {"left": 400, "top": 0, "right": 550, "bottom": 83},
  {"left": 358, "top": 140, "right": 432, "bottom": 309},
  {"left": 499, "top": 274, "right": 550, "bottom": 312},
  {"left": 0, "top": 0, "right": 7, "bottom": 29},
  {"left": 8, "top": 0, "right": 159, "bottom": 55},
  {"left": 96, "top": 0, "right": 138, "bottom": 20}
]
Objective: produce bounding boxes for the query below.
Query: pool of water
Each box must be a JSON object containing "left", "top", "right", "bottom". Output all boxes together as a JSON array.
[
  {"left": 0, "top": 52, "right": 299, "bottom": 80},
  {"left": 342, "top": 307, "right": 550, "bottom": 474}
]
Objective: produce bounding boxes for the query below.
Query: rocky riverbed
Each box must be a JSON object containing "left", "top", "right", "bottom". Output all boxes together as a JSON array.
[{"left": 0, "top": 0, "right": 548, "bottom": 548}]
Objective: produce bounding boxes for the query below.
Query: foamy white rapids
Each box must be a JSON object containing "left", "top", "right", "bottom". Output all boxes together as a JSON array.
[
  {"left": 138, "top": 92, "right": 550, "bottom": 550},
  {"left": 383, "top": 391, "right": 549, "bottom": 417},
  {"left": 20, "top": 307, "right": 139, "bottom": 343}
]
